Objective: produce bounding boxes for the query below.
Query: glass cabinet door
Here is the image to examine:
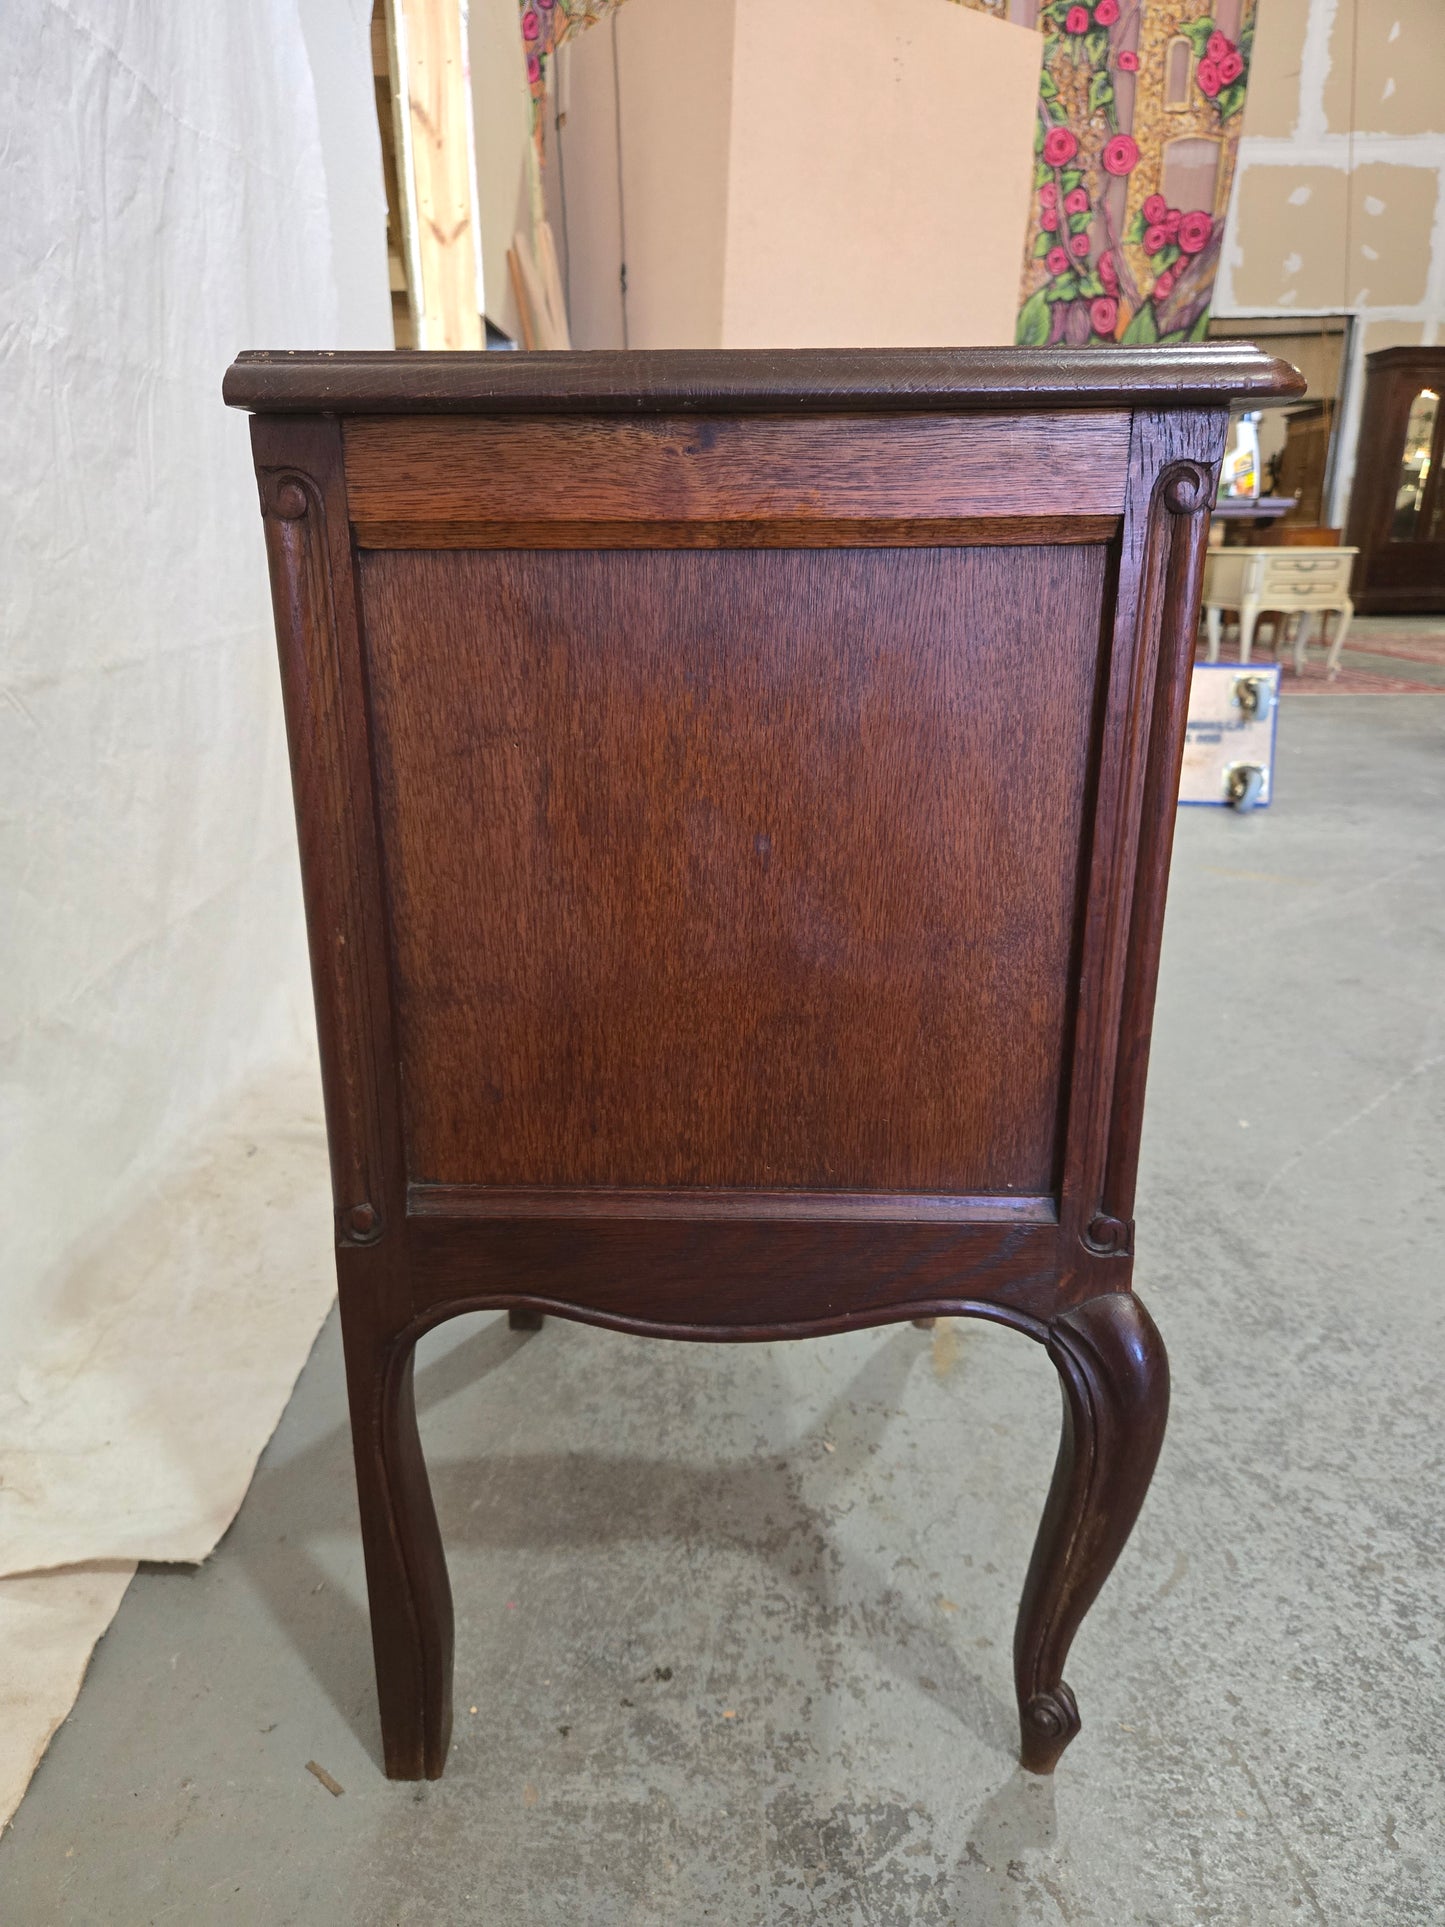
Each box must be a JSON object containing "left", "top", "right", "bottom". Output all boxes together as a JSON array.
[{"left": 1390, "top": 386, "right": 1439, "bottom": 540}]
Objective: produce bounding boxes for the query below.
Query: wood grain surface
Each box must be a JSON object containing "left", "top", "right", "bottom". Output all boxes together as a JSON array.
[
  {"left": 1344, "top": 347, "right": 1445, "bottom": 612},
  {"left": 343, "top": 414, "right": 1128, "bottom": 547},
  {"left": 362, "top": 543, "right": 1107, "bottom": 1194},
  {"left": 225, "top": 344, "right": 1306, "bottom": 415},
  {"left": 230, "top": 346, "right": 1287, "bottom": 1784}
]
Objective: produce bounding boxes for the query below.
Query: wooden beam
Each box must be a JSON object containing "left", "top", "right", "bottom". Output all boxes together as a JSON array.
[{"left": 392, "top": 0, "right": 482, "bottom": 350}]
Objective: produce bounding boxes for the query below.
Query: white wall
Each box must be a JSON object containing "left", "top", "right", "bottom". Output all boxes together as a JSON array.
[
  {"left": 557, "top": 0, "right": 1039, "bottom": 350},
  {"left": 557, "top": 23, "right": 629, "bottom": 349},
  {"left": 1214, "top": 0, "right": 1445, "bottom": 523},
  {"left": 0, "top": 0, "right": 391, "bottom": 1356},
  {"left": 724, "top": 0, "right": 1038, "bottom": 349},
  {"left": 470, "top": 0, "right": 537, "bottom": 342},
  {"left": 615, "top": 0, "right": 736, "bottom": 349}
]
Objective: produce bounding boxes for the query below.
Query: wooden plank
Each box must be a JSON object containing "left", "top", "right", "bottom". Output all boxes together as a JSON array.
[
  {"left": 404, "top": 1212, "right": 1064, "bottom": 1333},
  {"left": 350, "top": 514, "right": 1122, "bottom": 550},
  {"left": 343, "top": 412, "right": 1131, "bottom": 545},
  {"left": 408, "top": 1186, "right": 1058, "bottom": 1224},
  {"left": 395, "top": 0, "right": 481, "bottom": 351},
  {"left": 224, "top": 345, "right": 1308, "bottom": 415}
]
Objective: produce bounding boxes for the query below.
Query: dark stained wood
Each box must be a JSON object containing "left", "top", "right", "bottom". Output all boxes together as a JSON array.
[
  {"left": 229, "top": 345, "right": 1301, "bottom": 1792},
  {"left": 1102, "top": 442, "right": 1220, "bottom": 1231},
  {"left": 1015, "top": 1290, "right": 1169, "bottom": 1773},
  {"left": 1056, "top": 416, "right": 1225, "bottom": 1267},
  {"left": 362, "top": 543, "right": 1105, "bottom": 1194},
  {"left": 348, "top": 514, "right": 1123, "bottom": 551},
  {"left": 339, "top": 1297, "right": 453, "bottom": 1779},
  {"left": 342, "top": 413, "right": 1129, "bottom": 546},
  {"left": 249, "top": 414, "right": 449, "bottom": 1780},
  {"left": 250, "top": 419, "right": 401, "bottom": 1252},
  {"left": 1344, "top": 347, "right": 1445, "bottom": 613},
  {"left": 404, "top": 1212, "right": 1063, "bottom": 1335},
  {"left": 225, "top": 344, "right": 1304, "bottom": 415},
  {"left": 408, "top": 1185, "right": 1056, "bottom": 1223}
]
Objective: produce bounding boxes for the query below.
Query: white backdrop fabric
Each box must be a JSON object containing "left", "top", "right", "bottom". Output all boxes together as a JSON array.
[{"left": 0, "top": 0, "right": 391, "bottom": 1825}]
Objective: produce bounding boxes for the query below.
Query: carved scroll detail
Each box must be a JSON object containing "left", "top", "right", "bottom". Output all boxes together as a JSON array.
[
  {"left": 260, "top": 465, "right": 385, "bottom": 1248},
  {"left": 1083, "top": 1213, "right": 1133, "bottom": 1258},
  {"left": 1160, "top": 460, "right": 1213, "bottom": 516}
]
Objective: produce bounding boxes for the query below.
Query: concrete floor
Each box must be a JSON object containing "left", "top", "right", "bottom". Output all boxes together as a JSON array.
[{"left": 4, "top": 697, "right": 1444, "bottom": 1924}]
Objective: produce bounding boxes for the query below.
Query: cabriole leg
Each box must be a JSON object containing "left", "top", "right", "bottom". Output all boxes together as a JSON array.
[
  {"left": 1205, "top": 603, "right": 1222, "bottom": 663},
  {"left": 1326, "top": 599, "right": 1353, "bottom": 679},
  {"left": 339, "top": 1299, "right": 454, "bottom": 1779},
  {"left": 1238, "top": 599, "right": 1259, "bottom": 664},
  {"left": 1014, "top": 1290, "right": 1169, "bottom": 1773}
]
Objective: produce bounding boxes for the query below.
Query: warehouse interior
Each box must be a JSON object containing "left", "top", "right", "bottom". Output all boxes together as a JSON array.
[{"left": 1, "top": 2, "right": 1441, "bottom": 1920}]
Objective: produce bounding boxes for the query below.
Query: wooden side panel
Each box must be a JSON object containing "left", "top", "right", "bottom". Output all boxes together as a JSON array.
[
  {"left": 1054, "top": 408, "right": 1227, "bottom": 1271},
  {"left": 343, "top": 412, "right": 1130, "bottom": 546},
  {"left": 361, "top": 543, "right": 1109, "bottom": 1194},
  {"left": 250, "top": 416, "right": 404, "bottom": 1255},
  {"left": 403, "top": 1213, "right": 1063, "bottom": 1333}
]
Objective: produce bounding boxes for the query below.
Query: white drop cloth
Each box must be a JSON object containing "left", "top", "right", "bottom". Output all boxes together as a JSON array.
[
  {"left": 0, "top": 1062, "right": 335, "bottom": 1578},
  {"left": 0, "top": 1566, "right": 138, "bottom": 1827},
  {"left": 0, "top": 0, "right": 389, "bottom": 1828}
]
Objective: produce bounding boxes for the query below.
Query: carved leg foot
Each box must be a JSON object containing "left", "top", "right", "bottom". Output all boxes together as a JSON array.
[
  {"left": 1015, "top": 1290, "right": 1169, "bottom": 1774},
  {"left": 340, "top": 1305, "right": 454, "bottom": 1779},
  {"left": 508, "top": 1307, "right": 544, "bottom": 1331}
]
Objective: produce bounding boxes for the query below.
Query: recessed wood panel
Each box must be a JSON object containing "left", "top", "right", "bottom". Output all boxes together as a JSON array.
[
  {"left": 343, "top": 413, "right": 1129, "bottom": 546},
  {"left": 361, "top": 545, "right": 1108, "bottom": 1193}
]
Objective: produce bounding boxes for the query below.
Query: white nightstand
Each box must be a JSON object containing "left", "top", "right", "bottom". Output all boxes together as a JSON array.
[{"left": 1202, "top": 546, "right": 1358, "bottom": 676}]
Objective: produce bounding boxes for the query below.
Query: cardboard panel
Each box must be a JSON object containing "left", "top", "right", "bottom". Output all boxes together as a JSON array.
[
  {"left": 558, "top": 0, "right": 1040, "bottom": 349},
  {"left": 724, "top": 0, "right": 1040, "bottom": 347}
]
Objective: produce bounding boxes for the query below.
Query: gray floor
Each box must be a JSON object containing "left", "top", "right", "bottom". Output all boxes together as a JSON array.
[{"left": 4, "top": 698, "right": 1444, "bottom": 1925}]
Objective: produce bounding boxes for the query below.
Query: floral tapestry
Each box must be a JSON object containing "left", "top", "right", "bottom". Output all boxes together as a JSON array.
[{"left": 1003, "top": 0, "right": 1257, "bottom": 346}]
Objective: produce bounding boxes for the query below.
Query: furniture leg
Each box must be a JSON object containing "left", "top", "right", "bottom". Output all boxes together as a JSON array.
[
  {"left": 1326, "top": 599, "right": 1353, "bottom": 679},
  {"left": 1014, "top": 1290, "right": 1169, "bottom": 1774},
  {"left": 340, "top": 1298, "right": 454, "bottom": 1779},
  {"left": 1293, "top": 609, "right": 1310, "bottom": 677},
  {"left": 1205, "top": 604, "right": 1222, "bottom": 663},
  {"left": 1238, "top": 599, "right": 1259, "bottom": 664}
]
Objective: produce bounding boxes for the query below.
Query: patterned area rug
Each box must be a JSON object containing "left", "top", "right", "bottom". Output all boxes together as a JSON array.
[{"left": 1196, "top": 622, "right": 1445, "bottom": 693}]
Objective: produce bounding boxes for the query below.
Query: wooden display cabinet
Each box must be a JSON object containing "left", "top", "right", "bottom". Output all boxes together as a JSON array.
[{"left": 1346, "top": 347, "right": 1445, "bottom": 613}]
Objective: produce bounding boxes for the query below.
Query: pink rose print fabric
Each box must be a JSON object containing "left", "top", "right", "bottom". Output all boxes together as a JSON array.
[{"left": 1013, "top": 3, "right": 1257, "bottom": 349}]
